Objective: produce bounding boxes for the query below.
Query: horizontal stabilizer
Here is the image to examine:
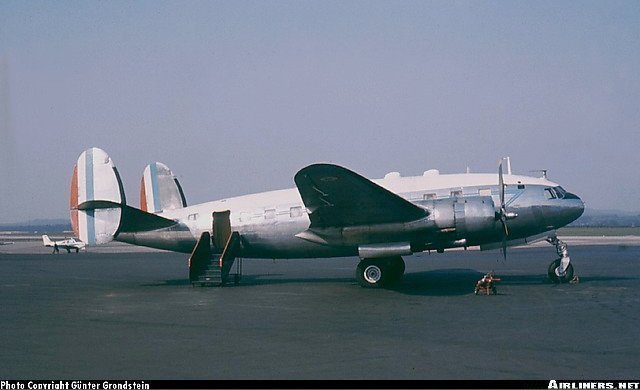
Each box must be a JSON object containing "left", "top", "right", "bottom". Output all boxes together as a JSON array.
[
  {"left": 140, "top": 162, "right": 187, "bottom": 213},
  {"left": 120, "top": 204, "right": 178, "bottom": 232},
  {"left": 77, "top": 200, "right": 178, "bottom": 233}
]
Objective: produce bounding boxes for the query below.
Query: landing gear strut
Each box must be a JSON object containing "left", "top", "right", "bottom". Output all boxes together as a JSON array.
[
  {"left": 546, "top": 236, "right": 575, "bottom": 283},
  {"left": 356, "top": 256, "right": 405, "bottom": 288}
]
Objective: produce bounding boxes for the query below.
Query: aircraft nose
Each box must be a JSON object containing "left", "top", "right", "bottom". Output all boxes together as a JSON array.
[{"left": 565, "top": 192, "right": 585, "bottom": 223}]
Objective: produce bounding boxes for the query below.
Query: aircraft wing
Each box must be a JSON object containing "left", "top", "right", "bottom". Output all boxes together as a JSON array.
[{"left": 294, "top": 163, "right": 428, "bottom": 228}]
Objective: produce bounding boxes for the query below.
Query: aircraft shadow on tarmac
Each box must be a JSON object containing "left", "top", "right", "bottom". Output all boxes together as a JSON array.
[
  {"left": 150, "top": 269, "right": 484, "bottom": 296},
  {"left": 148, "top": 269, "right": 635, "bottom": 296},
  {"left": 395, "top": 271, "right": 635, "bottom": 296},
  {"left": 231, "top": 271, "right": 487, "bottom": 297},
  {"left": 391, "top": 269, "right": 485, "bottom": 296},
  {"left": 147, "top": 275, "right": 354, "bottom": 288}
]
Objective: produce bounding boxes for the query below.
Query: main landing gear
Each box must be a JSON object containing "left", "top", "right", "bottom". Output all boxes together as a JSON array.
[
  {"left": 546, "top": 236, "right": 575, "bottom": 283},
  {"left": 356, "top": 256, "right": 405, "bottom": 288}
]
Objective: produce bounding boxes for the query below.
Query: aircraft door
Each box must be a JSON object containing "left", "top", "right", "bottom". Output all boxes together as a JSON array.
[{"left": 212, "top": 210, "right": 232, "bottom": 253}]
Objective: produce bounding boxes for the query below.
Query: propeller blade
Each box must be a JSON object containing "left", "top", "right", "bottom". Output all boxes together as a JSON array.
[
  {"left": 501, "top": 235, "right": 507, "bottom": 260},
  {"left": 498, "top": 160, "right": 505, "bottom": 208},
  {"left": 501, "top": 214, "right": 509, "bottom": 236},
  {"left": 498, "top": 160, "right": 509, "bottom": 260}
]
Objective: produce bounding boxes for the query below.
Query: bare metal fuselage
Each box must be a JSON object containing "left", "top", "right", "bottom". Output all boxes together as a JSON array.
[{"left": 115, "top": 172, "right": 584, "bottom": 259}]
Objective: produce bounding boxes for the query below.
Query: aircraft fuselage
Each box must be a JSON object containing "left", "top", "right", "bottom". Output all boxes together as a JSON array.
[{"left": 115, "top": 172, "right": 584, "bottom": 258}]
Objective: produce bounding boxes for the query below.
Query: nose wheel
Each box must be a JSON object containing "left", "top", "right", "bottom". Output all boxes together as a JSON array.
[
  {"left": 548, "top": 258, "right": 574, "bottom": 283},
  {"left": 546, "top": 236, "right": 576, "bottom": 283}
]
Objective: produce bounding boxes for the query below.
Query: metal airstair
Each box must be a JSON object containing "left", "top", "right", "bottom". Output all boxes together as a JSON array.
[{"left": 189, "top": 211, "right": 242, "bottom": 287}]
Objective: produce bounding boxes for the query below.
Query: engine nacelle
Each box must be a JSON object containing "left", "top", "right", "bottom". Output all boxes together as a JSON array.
[
  {"left": 427, "top": 196, "right": 496, "bottom": 238},
  {"left": 296, "top": 196, "right": 497, "bottom": 249}
]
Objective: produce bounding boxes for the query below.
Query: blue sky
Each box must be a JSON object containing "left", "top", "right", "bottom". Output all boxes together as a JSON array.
[{"left": 1, "top": 1, "right": 639, "bottom": 223}]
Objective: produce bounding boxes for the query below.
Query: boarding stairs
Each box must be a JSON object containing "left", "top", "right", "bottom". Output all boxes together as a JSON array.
[{"left": 189, "top": 211, "right": 242, "bottom": 287}]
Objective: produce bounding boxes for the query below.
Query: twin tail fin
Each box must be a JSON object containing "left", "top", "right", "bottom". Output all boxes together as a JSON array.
[
  {"left": 140, "top": 162, "right": 187, "bottom": 213},
  {"left": 70, "top": 148, "right": 125, "bottom": 245},
  {"left": 70, "top": 148, "right": 182, "bottom": 246}
]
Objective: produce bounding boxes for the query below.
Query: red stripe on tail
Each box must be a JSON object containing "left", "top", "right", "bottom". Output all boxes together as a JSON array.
[
  {"left": 140, "top": 176, "right": 148, "bottom": 212},
  {"left": 69, "top": 164, "right": 79, "bottom": 238}
]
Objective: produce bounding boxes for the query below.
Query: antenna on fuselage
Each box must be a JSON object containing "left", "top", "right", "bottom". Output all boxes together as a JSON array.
[{"left": 505, "top": 156, "right": 512, "bottom": 175}]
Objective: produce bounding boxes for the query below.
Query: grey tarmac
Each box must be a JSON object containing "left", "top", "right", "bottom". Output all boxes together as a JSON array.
[{"left": 1, "top": 239, "right": 638, "bottom": 379}]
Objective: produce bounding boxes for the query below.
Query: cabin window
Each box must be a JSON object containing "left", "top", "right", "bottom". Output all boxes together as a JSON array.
[
  {"left": 187, "top": 213, "right": 198, "bottom": 221},
  {"left": 450, "top": 190, "right": 462, "bottom": 198},
  {"left": 423, "top": 193, "right": 436, "bottom": 200},
  {"left": 290, "top": 206, "right": 302, "bottom": 218},
  {"left": 544, "top": 188, "right": 557, "bottom": 199},
  {"left": 265, "top": 209, "right": 276, "bottom": 220},
  {"left": 517, "top": 184, "right": 525, "bottom": 190}
]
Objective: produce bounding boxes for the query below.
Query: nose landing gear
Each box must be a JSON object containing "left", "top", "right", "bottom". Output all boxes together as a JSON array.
[{"left": 546, "top": 236, "right": 576, "bottom": 283}]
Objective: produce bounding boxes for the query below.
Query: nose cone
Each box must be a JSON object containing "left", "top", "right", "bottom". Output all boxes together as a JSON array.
[{"left": 564, "top": 193, "right": 585, "bottom": 224}]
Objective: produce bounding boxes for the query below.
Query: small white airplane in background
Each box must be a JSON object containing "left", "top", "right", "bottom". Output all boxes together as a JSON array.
[
  {"left": 42, "top": 235, "right": 86, "bottom": 253},
  {"left": 69, "top": 147, "right": 584, "bottom": 287}
]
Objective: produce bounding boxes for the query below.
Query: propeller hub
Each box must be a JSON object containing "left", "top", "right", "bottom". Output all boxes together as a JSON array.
[{"left": 504, "top": 212, "right": 518, "bottom": 220}]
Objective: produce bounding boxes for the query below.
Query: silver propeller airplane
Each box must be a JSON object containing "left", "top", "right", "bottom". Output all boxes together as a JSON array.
[{"left": 70, "top": 148, "right": 584, "bottom": 287}]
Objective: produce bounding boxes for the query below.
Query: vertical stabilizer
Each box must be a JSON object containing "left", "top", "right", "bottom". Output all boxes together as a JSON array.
[
  {"left": 140, "top": 162, "right": 187, "bottom": 213},
  {"left": 70, "top": 147, "right": 124, "bottom": 245}
]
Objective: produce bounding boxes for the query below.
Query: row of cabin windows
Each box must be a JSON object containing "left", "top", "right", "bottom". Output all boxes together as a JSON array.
[
  {"left": 264, "top": 206, "right": 304, "bottom": 219},
  {"left": 421, "top": 185, "right": 525, "bottom": 200},
  {"left": 264, "top": 206, "right": 302, "bottom": 219},
  {"left": 189, "top": 185, "right": 531, "bottom": 222},
  {"left": 240, "top": 206, "right": 304, "bottom": 222},
  {"left": 422, "top": 188, "right": 490, "bottom": 200},
  {"left": 186, "top": 206, "right": 305, "bottom": 224}
]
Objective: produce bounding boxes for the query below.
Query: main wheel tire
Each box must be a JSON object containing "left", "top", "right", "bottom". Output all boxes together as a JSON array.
[
  {"left": 356, "top": 257, "right": 406, "bottom": 288},
  {"left": 548, "top": 258, "right": 574, "bottom": 283},
  {"left": 356, "top": 260, "right": 385, "bottom": 288}
]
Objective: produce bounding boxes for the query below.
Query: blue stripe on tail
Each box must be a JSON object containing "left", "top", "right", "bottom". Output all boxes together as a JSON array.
[
  {"left": 86, "top": 209, "right": 96, "bottom": 245},
  {"left": 85, "top": 149, "right": 96, "bottom": 245}
]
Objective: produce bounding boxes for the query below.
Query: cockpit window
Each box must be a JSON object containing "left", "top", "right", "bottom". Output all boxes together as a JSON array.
[
  {"left": 544, "top": 188, "right": 557, "bottom": 199},
  {"left": 553, "top": 186, "right": 567, "bottom": 199}
]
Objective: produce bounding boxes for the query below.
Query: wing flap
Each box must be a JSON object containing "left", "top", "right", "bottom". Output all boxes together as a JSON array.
[{"left": 294, "top": 164, "right": 427, "bottom": 228}]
